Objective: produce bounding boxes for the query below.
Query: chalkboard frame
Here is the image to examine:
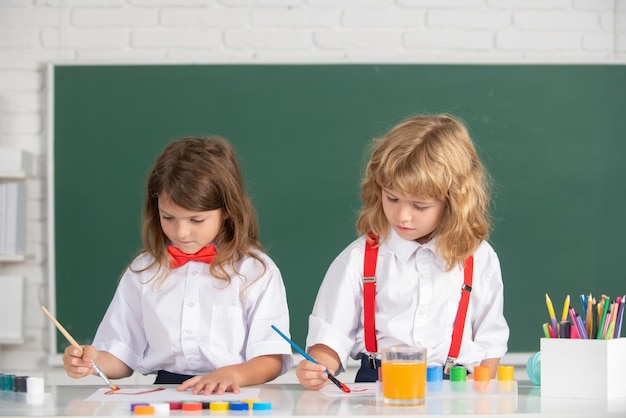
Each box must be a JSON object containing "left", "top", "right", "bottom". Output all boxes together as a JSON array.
[{"left": 47, "top": 63, "right": 626, "bottom": 363}]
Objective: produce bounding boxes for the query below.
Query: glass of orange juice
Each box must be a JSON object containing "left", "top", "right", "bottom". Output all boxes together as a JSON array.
[{"left": 381, "top": 346, "right": 426, "bottom": 406}]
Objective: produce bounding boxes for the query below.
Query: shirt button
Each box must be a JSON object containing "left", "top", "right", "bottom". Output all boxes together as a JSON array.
[
  {"left": 186, "top": 330, "right": 192, "bottom": 335},
  {"left": 417, "top": 341, "right": 423, "bottom": 347},
  {"left": 418, "top": 309, "right": 425, "bottom": 315},
  {"left": 188, "top": 301, "right": 194, "bottom": 307},
  {"left": 191, "top": 271, "right": 198, "bottom": 276}
]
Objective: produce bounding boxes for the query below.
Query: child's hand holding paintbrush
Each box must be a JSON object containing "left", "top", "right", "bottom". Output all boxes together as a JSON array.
[
  {"left": 41, "top": 306, "right": 120, "bottom": 391},
  {"left": 271, "top": 325, "right": 350, "bottom": 393}
]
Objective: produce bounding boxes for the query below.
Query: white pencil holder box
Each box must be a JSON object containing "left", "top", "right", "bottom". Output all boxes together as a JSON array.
[{"left": 540, "top": 338, "right": 626, "bottom": 400}]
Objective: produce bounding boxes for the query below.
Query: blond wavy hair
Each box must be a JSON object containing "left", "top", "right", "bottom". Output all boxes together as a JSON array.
[
  {"left": 132, "top": 136, "right": 265, "bottom": 284},
  {"left": 356, "top": 114, "right": 492, "bottom": 270}
]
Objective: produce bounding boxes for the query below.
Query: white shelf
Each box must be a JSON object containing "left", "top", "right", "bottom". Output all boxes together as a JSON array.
[
  {"left": 0, "top": 254, "right": 26, "bottom": 262},
  {"left": 0, "top": 149, "right": 31, "bottom": 263},
  {"left": 0, "top": 171, "right": 30, "bottom": 179},
  {"left": 0, "top": 276, "right": 25, "bottom": 344},
  {"left": 0, "top": 150, "right": 29, "bottom": 344}
]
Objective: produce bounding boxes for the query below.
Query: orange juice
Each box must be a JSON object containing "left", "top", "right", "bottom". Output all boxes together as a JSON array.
[{"left": 381, "top": 361, "right": 426, "bottom": 404}]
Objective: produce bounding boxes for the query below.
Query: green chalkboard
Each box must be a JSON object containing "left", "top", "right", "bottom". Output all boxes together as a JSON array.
[{"left": 52, "top": 64, "right": 626, "bottom": 357}]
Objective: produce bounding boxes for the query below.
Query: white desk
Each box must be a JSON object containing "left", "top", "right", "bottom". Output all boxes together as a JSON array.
[{"left": 1, "top": 382, "right": 625, "bottom": 417}]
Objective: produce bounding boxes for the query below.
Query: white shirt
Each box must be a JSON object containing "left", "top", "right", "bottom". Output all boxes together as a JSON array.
[
  {"left": 92, "top": 250, "right": 294, "bottom": 376},
  {"left": 306, "top": 228, "right": 509, "bottom": 374}
]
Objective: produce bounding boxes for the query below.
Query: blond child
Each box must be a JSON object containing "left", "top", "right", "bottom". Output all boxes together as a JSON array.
[{"left": 297, "top": 114, "right": 509, "bottom": 389}]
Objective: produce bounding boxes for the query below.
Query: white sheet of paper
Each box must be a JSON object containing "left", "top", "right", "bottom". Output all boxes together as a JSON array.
[
  {"left": 321, "top": 382, "right": 378, "bottom": 397},
  {"left": 84, "top": 386, "right": 261, "bottom": 402}
]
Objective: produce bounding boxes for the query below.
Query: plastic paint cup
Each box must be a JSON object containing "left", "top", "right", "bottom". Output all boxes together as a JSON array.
[
  {"left": 181, "top": 401, "right": 202, "bottom": 411},
  {"left": 133, "top": 405, "right": 155, "bottom": 415},
  {"left": 252, "top": 402, "right": 272, "bottom": 410},
  {"left": 151, "top": 403, "right": 170, "bottom": 415},
  {"left": 497, "top": 365, "right": 515, "bottom": 381},
  {"left": 450, "top": 366, "right": 467, "bottom": 382},
  {"left": 130, "top": 403, "right": 150, "bottom": 412},
  {"left": 473, "top": 365, "right": 491, "bottom": 392},
  {"left": 426, "top": 365, "right": 443, "bottom": 392},
  {"left": 209, "top": 401, "right": 229, "bottom": 411},
  {"left": 229, "top": 401, "right": 249, "bottom": 411},
  {"left": 381, "top": 346, "right": 426, "bottom": 406},
  {"left": 13, "top": 376, "right": 28, "bottom": 392},
  {"left": 167, "top": 401, "right": 182, "bottom": 410},
  {"left": 497, "top": 365, "right": 515, "bottom": 392},
  {"left": 229, "top": 401, "right": 249, "bottom": 416},
  {"left": 252, "top": 401, "right": 272, "bottom": 415},
  {"left": 0, "top": 374, "right": 14, "bottom": 391},
  {"left": 26, "top": 376, "right": 45, "bottom": 394},
  {"left": 450, "top": 366, "right": 467, "bottom": 392}
]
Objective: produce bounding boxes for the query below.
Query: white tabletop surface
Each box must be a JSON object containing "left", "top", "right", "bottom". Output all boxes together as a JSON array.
[{"left": 1, "top": 381, "right": 625, "bottom": 417}]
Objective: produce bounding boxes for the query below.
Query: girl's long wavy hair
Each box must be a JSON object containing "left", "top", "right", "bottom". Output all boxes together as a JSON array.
[
  {"left": 132, "top": 136, "right": 265, "bottom": 284},
  {"left": 356, "top": 114, "right": 492, "bottom": 270}
]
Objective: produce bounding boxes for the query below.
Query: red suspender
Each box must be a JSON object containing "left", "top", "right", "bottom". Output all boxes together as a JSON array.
[
  {"left": 362, "top": 235, "right": 473, "bottom": 375},
  {"left": 444, "top": 254, "right": 473, "bottom": 374},
  {"left": 363, "top": 235, "right": 379, "bottom": 355}
]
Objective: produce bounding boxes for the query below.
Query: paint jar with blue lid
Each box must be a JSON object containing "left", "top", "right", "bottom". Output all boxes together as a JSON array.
[{"left": 427, "top": 365, "right": 443, "bottom": 392}]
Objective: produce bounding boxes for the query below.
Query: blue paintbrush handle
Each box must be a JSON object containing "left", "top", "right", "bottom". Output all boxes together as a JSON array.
[
  {"left": 271, "top": 324, "right": 350, "bottom": 393},
  {"left": 271, "top": 325, "right": 317, "bottom": 363}
]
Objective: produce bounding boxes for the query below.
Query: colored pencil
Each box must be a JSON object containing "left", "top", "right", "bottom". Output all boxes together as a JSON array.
[
  {"left": 597, "top": 296, "right": 610, "bottom": 339},
  {"left": 615, "top": 296, "right": 625, "bottom": 338},
  {"left": 604, "top": 300, "right": 618, "bottom": 340},
  {"left": 545, "top": 293, "right": 558, "bottom": 336},
  {"left": 561, "top": 295, "right": 570, "bottom": 322},
  {"left": 579, "top": 294, "right": 587, "bottom": 317},
  {"left": 576, "top": 314, "right": 588, "bottom": 339},
  {"left": 585, "top": 295, "right": 593, "bottom": 338},
  {"left": 592, "top": 300, "right": 599, "bottom": 339}
]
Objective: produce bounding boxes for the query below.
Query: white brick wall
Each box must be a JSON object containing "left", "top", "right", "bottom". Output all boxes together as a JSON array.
[{"left": 0, "top": 0, "right": 624, "bottom": 380}]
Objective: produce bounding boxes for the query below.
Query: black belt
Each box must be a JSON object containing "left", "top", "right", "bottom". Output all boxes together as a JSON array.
[
  {"left": 154, "top": 370, "right": 195, "bottom": 384},
  {"left": 355, "top": 356, "right": 381, "bottom": 382},
  {"left": 355, "top": 355, "right": 466, "bottom": 382}
]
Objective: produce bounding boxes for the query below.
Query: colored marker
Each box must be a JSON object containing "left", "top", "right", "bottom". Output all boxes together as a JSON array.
[
  {"left": 271, "top": 325, "right": 350, "bottom": 393},
  {"left": 569, "top": 309, "right": 585, "bottom": 339},
  {"left": 559, "top": 321, "right": 571, "bottom": 338},
  {"left": 542, "top": 323, "right": 551, "bottom": 338}
]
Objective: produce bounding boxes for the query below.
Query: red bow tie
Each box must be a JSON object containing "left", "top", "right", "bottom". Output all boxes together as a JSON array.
[{"left": 168, "top": 245, "right": 217, "bottom": 269}]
